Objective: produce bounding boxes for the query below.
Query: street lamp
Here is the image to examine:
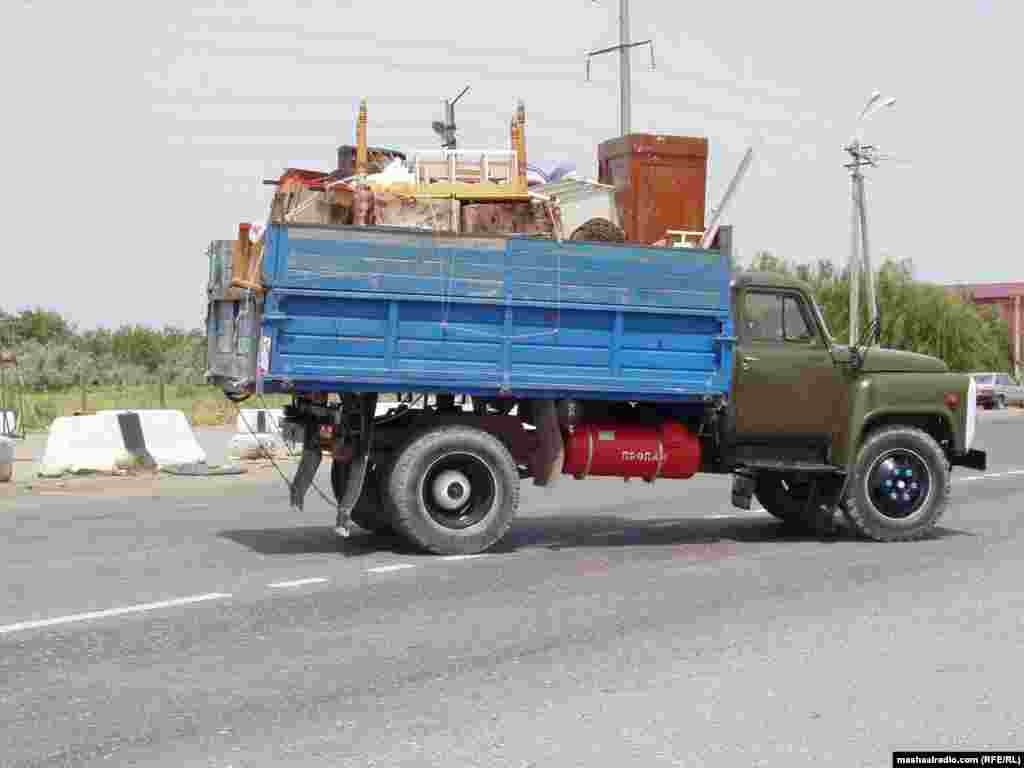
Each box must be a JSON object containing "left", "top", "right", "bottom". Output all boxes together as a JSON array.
[{"left": 846, "top": 91, "right": 895, "bottom": 345}]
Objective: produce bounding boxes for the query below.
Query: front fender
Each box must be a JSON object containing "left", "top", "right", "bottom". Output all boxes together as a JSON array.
[{"left": 841, "top": 372, "right": 969, "bottom": 469}]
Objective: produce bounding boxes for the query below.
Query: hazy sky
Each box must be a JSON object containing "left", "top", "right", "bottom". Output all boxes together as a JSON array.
[{"left": 3, "top": 0, "right": 1019, "bottom": 331}]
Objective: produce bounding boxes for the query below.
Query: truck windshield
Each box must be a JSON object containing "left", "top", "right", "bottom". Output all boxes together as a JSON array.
[{"left": 973, "top": 374, "right": 994, "bottom": 385}]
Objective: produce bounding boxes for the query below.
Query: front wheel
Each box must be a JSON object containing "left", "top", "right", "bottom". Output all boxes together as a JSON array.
[
  {"left": 843, "top": 426, "right": 949, "bottom": 541},
  {"left": 387, "top": 425, "right": 520, "bottom": 555}
]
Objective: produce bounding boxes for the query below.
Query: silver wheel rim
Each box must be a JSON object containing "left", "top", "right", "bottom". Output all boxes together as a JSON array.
[
  {"left": 418, "top": 451, "right": 498, "bottom": 531},
  {"left": 863, "top": 447, "right": 934, "bottom": 524}
]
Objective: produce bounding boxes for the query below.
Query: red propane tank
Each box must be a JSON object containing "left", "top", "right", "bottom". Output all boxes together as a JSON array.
[{"left": 562, "top": 421, "right": 701, "bottom": 481}]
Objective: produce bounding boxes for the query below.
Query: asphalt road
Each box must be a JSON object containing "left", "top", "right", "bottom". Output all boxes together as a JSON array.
[{"left": 1, "top": 413, "right": 1022, "bottom": 767}]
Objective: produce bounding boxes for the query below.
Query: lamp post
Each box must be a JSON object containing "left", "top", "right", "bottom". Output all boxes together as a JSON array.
[{"left": 846, "top": 91, "right": 895, "bottom": 344}]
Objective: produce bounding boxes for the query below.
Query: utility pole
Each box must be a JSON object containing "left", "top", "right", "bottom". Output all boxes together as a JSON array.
[
  {"left": 586, "top": 0, "right": 655, "bottom": 136},
  {"left": 618, "top": 0, "right": 631, "bottom": 135}
]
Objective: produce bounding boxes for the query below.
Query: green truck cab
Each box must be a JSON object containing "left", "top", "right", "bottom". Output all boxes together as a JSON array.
[{"left": 728, "top": 271, "right": 985, "bottom": 540}]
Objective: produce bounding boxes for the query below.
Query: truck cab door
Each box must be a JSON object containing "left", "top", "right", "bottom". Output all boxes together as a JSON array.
[{"left": 731, "top": 288, "right": 846, "bottom": 463}]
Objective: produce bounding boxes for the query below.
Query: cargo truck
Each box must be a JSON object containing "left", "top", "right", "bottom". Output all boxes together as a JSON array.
[{"left": 205, "top": 221, "right": 986, "bottom": 555}]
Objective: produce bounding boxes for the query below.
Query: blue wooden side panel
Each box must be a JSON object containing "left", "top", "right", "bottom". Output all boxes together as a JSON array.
[{"left": 260, "top": 223, "right": 734, "bottom": 401}]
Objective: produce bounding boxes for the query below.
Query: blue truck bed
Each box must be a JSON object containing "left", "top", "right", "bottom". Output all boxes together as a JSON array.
[{"left": 209, "top": 222, "right": 735, "bottom": 403}]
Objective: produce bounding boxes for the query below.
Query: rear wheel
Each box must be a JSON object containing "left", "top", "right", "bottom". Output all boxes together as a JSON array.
[
  {"left": 386, "top": 425, "right": 520, "bottom": 555},
  {"left": 843, "top": 426, "right": 949, "bottom": 541}
]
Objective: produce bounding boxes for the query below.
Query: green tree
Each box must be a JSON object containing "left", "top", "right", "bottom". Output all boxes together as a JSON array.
[
  {"left": 111, "top": 325, "right": 166, "bottom": 372},
  {"left": 11, "top": 307, "right": 75, "bottom": 346},
  {"left": 745, "top": 253, "right": 1011, "bottom": 373}
]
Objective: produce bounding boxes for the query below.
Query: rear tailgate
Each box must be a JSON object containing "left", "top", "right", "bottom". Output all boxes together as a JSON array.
[{"left": 204, "top": 239, "right": 263, "bottom": 393}]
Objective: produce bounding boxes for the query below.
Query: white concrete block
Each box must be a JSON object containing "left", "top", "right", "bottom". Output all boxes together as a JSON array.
[
  {"left": 235, "top": 408, "right": 285, "bottom": 435},
  {"left": 229, "top": 432, "right": 287, "bottom": 460},
  {"left": 0, "top": 410, "right": 17, "bottom": 435},
  {"left": 99, "top": 410, "right": 207, "bottom": 468},
  {"left": 0, "top": 436, "right": 13, "bottom": 483},
  {"left": 40, "top": 414, "right": 128, "bottom": 475}
]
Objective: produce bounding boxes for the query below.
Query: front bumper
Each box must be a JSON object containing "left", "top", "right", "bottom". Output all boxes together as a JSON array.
[{"left": 951, "top": 449, "right": 987, "bottom": 471}]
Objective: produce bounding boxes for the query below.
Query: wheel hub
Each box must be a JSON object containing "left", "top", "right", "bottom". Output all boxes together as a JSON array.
[
  {"left": 868, "top": 451, "right": 930, "bottom": 519},
  {"left": 432, "top": 470, "right": 471, "bottom": 511},
  {"left": 420, "top": 452, "right": 497, "bottom": 531}
]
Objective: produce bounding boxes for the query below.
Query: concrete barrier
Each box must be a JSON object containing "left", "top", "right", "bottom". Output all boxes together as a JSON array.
[
  {"left": 40, "top": 413, "right": 131, "bottom": 476},
  {"left": 0, "top": 410, "right": 17, "bottom": 436},
  {"left": 230, "top": 408, "right": 288, "bottom": 460},
  {"left": 100, "top": 410, "right": 206, "bottom": 468},
  {"left": 0, "top": 436, "right": 13, "bottom": 483},
  {"left": 40, "top": 410, "right": 207, "bottom": 476},
  {"left": 235, "top": 408, "right": 285, "bottom": 436}
]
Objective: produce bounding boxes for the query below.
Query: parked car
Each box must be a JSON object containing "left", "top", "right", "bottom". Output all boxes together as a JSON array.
[{"left": 971, "top": 372, "right": 1024, "bottom": 409}]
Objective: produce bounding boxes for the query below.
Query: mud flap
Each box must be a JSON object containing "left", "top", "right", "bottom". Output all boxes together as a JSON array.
[
  {"left": 531, "top": 399, "right": 564, "bottom": 488},
  {"left": 334, "top": 394, "right": 378, "bottom": 537},
  {"left": 289, "top": 421, "right": 323, "bottom": 512}
]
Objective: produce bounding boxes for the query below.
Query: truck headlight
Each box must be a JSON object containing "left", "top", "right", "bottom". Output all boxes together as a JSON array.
[{"left": 965, "top": 375, "right": 977, "bottom": 450}]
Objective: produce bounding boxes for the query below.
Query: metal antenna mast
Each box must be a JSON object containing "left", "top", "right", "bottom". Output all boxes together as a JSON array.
[
  {"left": 845, "top": 91, "right": 895, "bottom": 345},
  {"left": 432, "top": 85, "right": 471, "bottom": 150},
  {"left": 585, "top": 0, "right": 655, "bottom": 135}
]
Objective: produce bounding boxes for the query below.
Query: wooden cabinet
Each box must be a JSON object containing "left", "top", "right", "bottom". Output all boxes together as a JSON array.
[{"left": 598, "top": 134, "right": 708, "bottom": 244}]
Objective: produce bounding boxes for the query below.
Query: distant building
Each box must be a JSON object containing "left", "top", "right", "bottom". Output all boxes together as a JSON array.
[{"left": 946, "top": 282, "right": 1023, "bottom": 378}]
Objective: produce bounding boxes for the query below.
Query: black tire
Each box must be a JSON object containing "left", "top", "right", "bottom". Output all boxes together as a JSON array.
[
  {"left": 844, "top": 426, "right": 949, "bottom": 542},
  {"left": 996, "top": 395, "right": 1007, "bottom": 411},
  {"left": 331, "top": 461, "right": 395, "bottom": 535},
  {"left": 754, "top": 473, "right": 812, "bottom": 524},
  {"left": 569, "top": 217, "right": 626, "bottom": 243},
  {"left": 386, "top": 425, "right": 520, "bottom": 555}
]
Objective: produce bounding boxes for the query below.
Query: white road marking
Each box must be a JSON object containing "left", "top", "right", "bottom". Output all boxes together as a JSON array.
[
  {"left": 955, "top": 468, "right": 1024, "bottom": 483},
  {"left": 439, "top": 555, "right": 485, "bottom": 561},
  {"left": 267, "top": 577, "right": 329, "bottom": 589},
  {"left": 0, "top": 593, "right": 232, "bottom": 635},
  {"left": 367, "top": 564, "right": 416, "bottom": 574}
]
